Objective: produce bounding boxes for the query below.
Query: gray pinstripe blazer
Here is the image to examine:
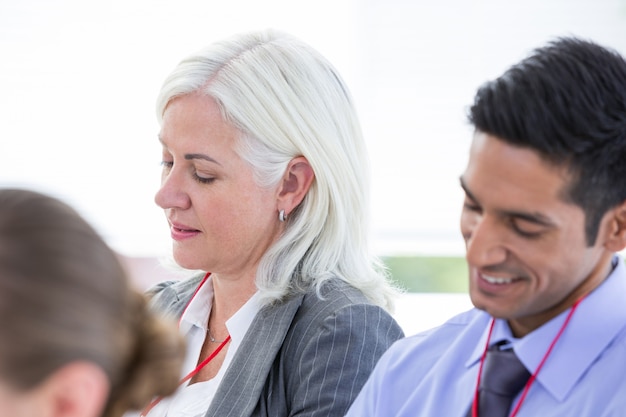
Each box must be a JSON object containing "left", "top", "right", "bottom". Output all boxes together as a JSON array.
[{"left": 148, "top": 275, "right": 404, "bottom": 417}]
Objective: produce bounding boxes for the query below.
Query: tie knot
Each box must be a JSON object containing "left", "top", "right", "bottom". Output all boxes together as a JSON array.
[{"left": 480, "top": 344, "right": 531, "bottom": 396}]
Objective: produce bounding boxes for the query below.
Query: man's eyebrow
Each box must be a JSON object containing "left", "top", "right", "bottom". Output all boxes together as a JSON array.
[
  {"left": 502, "top": 210, "right": 556, "bottom": 226},
  {"left": 459, "top": 177, "right": 477, "bottom": 202},
  {"left": 459, "top": 176, "right": 555, "bottom": 226}
]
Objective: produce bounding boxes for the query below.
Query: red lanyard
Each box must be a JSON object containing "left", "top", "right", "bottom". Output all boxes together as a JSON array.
[
  {"left": 140, "top": 272, "right": 231, "bottom": 417},
  {"left": 471, "top": 296, "right": 585, "bottom": 417}
]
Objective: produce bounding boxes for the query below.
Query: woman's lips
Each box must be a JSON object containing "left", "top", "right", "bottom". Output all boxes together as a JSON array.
[{"left": 169, "top": 222, "right": 200, "bottom": 241}]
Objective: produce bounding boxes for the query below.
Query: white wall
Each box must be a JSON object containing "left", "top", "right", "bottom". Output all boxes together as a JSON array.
[{"left": 2, "top": 0, "right": 626, "bottom": 259}]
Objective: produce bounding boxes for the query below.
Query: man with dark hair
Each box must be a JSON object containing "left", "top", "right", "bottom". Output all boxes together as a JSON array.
[{"left": 346, "top": 37, "right": 626, "bottom": 416}]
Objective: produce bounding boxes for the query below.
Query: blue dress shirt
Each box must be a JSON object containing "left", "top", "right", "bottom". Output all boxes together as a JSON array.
[{"left": 346, "top": 256, "right": 626, "bottom": 417}]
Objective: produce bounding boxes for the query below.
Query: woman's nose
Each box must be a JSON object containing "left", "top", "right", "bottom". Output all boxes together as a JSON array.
[{"left": 154, "top": 169, "right": 191, "bottom": 210}]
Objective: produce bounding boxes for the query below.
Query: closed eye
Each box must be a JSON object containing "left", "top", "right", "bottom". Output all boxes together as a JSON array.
[
  {"left": 510, "top": 217, "right": 549, "bottom": 239},
  {"left": 193, "top": 173, "right": 215, "bottom": 184},
  {"left": 463, "top": 200, "right": 482, "bottom": 213}
]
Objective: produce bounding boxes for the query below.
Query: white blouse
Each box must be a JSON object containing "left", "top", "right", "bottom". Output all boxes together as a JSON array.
[{"left": 126, "top": 276, "right": 261, "bottom": 417}]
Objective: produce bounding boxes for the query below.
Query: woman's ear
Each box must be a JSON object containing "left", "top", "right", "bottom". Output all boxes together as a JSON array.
[
  {"left": 277, "top": 156, "right": 315, "bottom": 217},
  {"left": 39, "top": 361, "right": 109, "bottom": 417},
  {"left": 604, "top": 200, "right": 626, "bottom": 252}
]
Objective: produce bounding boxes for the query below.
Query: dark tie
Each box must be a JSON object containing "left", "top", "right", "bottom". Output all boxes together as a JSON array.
[{"left": 468, "top": 343, "right": 531, "bottom": 417}]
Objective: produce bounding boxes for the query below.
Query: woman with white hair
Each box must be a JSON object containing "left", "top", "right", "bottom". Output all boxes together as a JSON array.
[{"left": 141, "top": 28, "right": 404, "bottom": 417}]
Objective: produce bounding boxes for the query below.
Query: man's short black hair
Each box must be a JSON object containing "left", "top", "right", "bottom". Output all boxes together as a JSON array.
[{"left": 469, "top": 37, "right": 626, "bottom": 245}]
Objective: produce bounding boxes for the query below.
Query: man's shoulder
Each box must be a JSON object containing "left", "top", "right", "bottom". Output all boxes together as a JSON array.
[{"left": 383, "top": 308, "right": 487, "bottom": 369}]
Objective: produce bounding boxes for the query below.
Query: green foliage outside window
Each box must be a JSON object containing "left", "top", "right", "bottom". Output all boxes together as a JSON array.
[
  {"left": 384, "top": 253, "right": 626, "bottom": 293},
  {"left": 382, "top": 256, "right": 469, "bottom": 293}
]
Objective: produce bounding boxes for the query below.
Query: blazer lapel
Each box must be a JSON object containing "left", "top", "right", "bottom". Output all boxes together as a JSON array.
[
  {"left": 206, "top": 293, "right": 305, "bottom": 417},
  {"left": 147, "top": 275, "right": 204, "bottom": 320}
]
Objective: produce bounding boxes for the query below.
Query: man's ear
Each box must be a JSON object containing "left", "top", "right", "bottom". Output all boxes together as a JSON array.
[
  {"left": 39, "top": 361, "right": 109, "bottom": 417},
  {"left": 277, "top": 156, "right": 315, "bottom": 218},
  {"left": 604, "top": 200, "right": 626, "bottom": 252}
]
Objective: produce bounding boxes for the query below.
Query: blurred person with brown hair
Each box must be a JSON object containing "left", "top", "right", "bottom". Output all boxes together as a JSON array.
[{"left": 0, "top": 188, "right": 185, "bottom": 417}]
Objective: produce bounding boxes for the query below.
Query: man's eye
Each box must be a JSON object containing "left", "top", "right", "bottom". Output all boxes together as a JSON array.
[
  {"left": 463, "top": 199, "right": 481, "bottom": 213},
  {"left": 511, "top": 219, "right": 545, "bottom": 238}
]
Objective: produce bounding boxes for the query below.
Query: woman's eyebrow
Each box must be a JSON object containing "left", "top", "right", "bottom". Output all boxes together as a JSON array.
[{"left": 184, "top": 153, "right": 221, "bottom": 166}]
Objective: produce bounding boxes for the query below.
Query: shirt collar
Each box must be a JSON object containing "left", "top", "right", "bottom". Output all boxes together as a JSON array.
[
  {"left": 179, "top": 274, "right": 214, "bottom": 335},
  {"left": 178, "top": 274, "right": 262, "bottom": 345},
  {"left": 226, "top": 290, "right": 262, "bottom": 345}
]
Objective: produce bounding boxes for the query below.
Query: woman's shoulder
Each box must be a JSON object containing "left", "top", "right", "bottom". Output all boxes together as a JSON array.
[
  {"left": 301, "top": 277, "right": 370, "bottom": 310},
  {"left": 280, "top": 277, "right": 404, "bottom": 356},
  {"left": 294, "top": 277, "right": 402, "bottom": 332}
]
